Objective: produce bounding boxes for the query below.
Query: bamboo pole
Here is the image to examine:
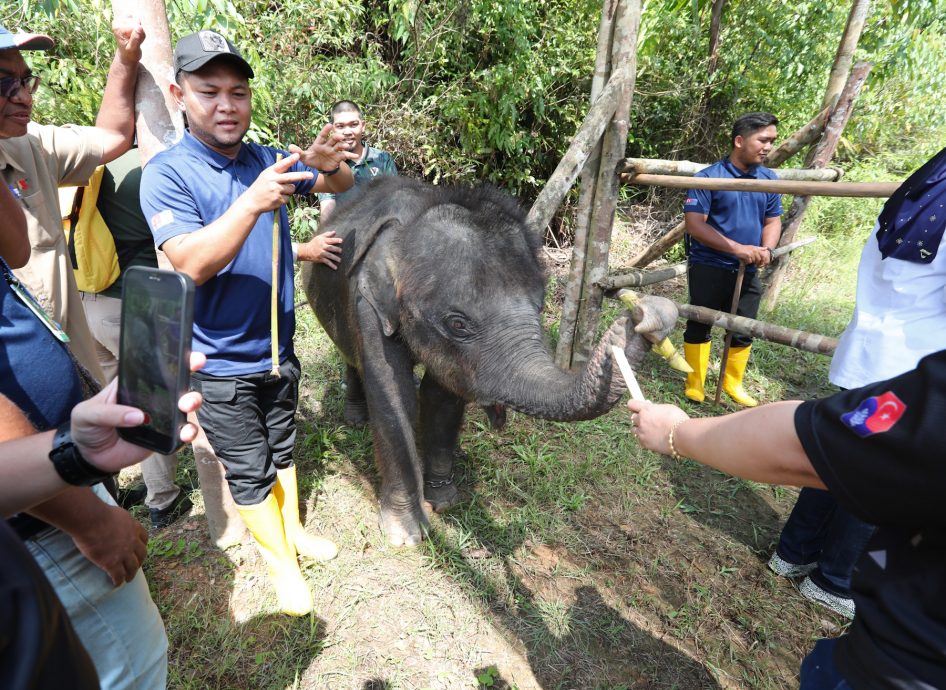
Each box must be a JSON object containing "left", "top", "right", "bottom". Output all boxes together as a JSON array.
[
  {"left": 553, "top": 0, "right": 618, "bottom": 368},
  {"left": 608, "top": 237, "right": 815, "bottom": 290},
  {"left": 764, "top": 106, "right": 832, "bottom": 168},
  {"left": 763, "top": 62, "right": 874, "bottom": 309},
  {"left": 572, "top": 0, "right": 642, "bottom": 367},
  {"left": 622, "top": 173, "right": 895, "bottom": 197},
  {"left": 600, "top": 263, "right": 688, "bottom": 289},
  {"left": 673, "top": 304, "right": 838, "bottom": 355},
  {"left": 619, "top": 158, "right": 842, "bottom": 181}
]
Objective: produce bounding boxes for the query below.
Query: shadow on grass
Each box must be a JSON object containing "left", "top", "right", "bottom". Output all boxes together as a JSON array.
[
  {"left": 660, "top": 456, "right": 784, "bottom": 556},
  {"left": 423, "top": 514, "right": 722, "bottom": 689}
]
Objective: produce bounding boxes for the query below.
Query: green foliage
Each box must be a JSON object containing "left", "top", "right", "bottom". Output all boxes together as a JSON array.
[{"left": 8, "top": 0, "right": 946, "bottom": 215}]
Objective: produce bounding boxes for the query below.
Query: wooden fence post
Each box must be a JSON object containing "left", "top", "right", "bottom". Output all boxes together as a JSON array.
[
  {"left": 551, "top": 0, "right": 618, "bottom": 368},
  {"left": 569, "top": 0, "right": 642, "bottom": 368}
]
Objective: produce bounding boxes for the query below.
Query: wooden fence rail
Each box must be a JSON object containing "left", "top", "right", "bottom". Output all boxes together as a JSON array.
[
  {"left": 619, "top": 158, "right": 842, "bottom": 181},
  {"left": 620, "top": 173, "right": 898, "bottom": 198}
]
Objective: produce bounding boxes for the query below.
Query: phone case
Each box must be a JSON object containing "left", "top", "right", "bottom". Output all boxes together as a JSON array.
[{"left": 117, "top": 267, "right": 195, "bottom": 455}]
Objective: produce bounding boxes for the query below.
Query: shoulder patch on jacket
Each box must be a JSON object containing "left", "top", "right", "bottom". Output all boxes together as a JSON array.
[{"left": 840, "top": 391, "right": 907, "bottom": 438}]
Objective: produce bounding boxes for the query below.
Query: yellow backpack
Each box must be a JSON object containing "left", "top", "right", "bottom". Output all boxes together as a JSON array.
[{"left": 60, "top": 165, "right": 120, "bottom": 293}]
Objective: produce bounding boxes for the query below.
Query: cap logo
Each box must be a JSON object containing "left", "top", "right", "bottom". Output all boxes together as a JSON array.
[{"left": 198, "top": 31, "right": 230, "bottom": 54}]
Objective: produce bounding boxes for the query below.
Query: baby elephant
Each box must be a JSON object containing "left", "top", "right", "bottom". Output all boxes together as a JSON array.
[{"left": 303, "top": 177, "right": 678, "bottom": 546}]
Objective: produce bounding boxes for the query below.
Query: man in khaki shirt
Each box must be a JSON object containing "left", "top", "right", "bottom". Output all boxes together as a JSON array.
[
  {"left": 0, "top": 20, "right": 143, "bottom": 384},
  {"left": 0, "top": 21, "right": 175, "bottom": 690}
]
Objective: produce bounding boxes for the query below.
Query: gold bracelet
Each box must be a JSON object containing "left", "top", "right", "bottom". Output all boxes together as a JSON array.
[{"left": 668, "top": 420, "right": 686, "bottom": 460}]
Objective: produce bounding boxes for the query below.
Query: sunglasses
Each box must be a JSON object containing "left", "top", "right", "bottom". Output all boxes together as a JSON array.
[{"left": 0, "top": 75, "right": 41, "bottom": 99}]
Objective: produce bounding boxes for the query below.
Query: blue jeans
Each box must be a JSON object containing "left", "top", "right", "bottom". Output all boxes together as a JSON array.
[
  {"left": 776, "top": 487, "right": 875, "bottom": 597},
  {"left": 799, "top": 638, "right": 854, "bottom": 689},
  {"left": 25, "top": 484, "right": 168, "bottom": 690}
]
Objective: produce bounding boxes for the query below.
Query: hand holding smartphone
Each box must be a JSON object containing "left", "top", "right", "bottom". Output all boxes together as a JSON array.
[{"left": 117, "top": 267, "right": 195, "bottom": 454}]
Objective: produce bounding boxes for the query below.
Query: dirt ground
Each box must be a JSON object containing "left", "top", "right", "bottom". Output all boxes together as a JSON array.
[{"left": 144, "top": 206, "right": 843, "bottom": 689}]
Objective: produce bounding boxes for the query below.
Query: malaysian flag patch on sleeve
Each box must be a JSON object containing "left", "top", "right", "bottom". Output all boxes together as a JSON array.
[
  {"left": 840, "top": 391, "right": 907, "bottom": 438},
  {"left": 150, "top": 209, "right": 175, "bottom": 231}
]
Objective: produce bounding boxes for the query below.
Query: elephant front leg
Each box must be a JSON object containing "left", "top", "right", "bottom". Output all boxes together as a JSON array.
[
  {"left": 357, "top": 302, "right": 428, "bottom": 546},
  {"left": 418, "top": 374, "right": 465, "bottom": 513}
]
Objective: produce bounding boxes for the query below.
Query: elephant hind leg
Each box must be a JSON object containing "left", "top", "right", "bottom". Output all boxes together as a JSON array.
[{"left": 343, "top": 364, "right": 369, "bottom": 425}]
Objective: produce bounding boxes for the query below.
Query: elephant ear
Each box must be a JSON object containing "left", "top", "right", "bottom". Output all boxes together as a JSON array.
[
  {"left": 346, "top": 215, "right": 402, "bottom": 277},
  {"left": 357, "top": 241, "right": 400, "bottom": 337}
]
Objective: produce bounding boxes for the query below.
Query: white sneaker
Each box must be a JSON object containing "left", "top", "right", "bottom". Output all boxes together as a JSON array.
[
  {"left": 800, "top": 576, "right": 855, "bottom": 620},
  {"left": 767, "top": 552, "right": 817, "bottom": 579}
]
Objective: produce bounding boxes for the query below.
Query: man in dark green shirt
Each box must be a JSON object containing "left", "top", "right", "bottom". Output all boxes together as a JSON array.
[{"left": 317, "top": 100, "right": 397, "bottom": 223}]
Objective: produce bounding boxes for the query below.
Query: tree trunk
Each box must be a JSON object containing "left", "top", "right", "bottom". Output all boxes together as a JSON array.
[
  {"left": 820, "top": 0, "right": 872, "bottom": 113},
  {"left": 706, "top": 0, "right": 728, "bottom": 78},
  {"left": 572, "top": 0, "right": 642, "bottom": 367},
  {"left": 111, "top": 0, "right": 183, "bottom": 165},
  {"left": 763, "top": 62, "right": 873, "bottom": 310}
]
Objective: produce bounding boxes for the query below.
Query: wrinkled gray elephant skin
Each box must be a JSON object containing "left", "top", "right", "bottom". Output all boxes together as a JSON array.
[{"left": 303, "top": 177, "right": 678, "bottom": 546}]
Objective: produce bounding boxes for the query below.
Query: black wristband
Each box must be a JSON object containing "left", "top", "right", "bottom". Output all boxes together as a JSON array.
[
  {"left": 48, "top": 422, "right": 112, "bottom": 486},
  {"left": 317, "top": 165, "right": 341, "bottom": 176}
]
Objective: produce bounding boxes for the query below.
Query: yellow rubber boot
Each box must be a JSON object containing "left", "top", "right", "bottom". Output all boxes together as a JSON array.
[
  {"left": 275, "top": 467, "right": 339, "bottom": 562},
  {"left": 723, "top": 345, "right": 758, "bottom": 407},
  {"left": 237, "top": 494, "right": 313, "bottom": 616},
  {"left": 684, "top": 342, "right": 711, "bottom": 403}
]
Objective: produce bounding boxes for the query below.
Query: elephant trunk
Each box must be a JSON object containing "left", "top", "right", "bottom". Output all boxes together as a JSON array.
[{"left": 479, "top": 297, "right": 677, "bottom": 421}]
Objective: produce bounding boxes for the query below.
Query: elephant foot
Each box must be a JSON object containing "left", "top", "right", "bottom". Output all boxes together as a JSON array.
[
  {"left": 379, "top": 502, "right": 429, "bottom": 547},
  {"left": 343, "top": 399, "right": 369, "bottom": 426},
  {"left": 423, "top": 479, "right": 460, "bottom": 514}
]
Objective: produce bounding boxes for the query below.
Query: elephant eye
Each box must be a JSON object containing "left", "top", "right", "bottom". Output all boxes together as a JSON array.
[{"left": 443, "top": 312, "right": 473, "bottom": 339}]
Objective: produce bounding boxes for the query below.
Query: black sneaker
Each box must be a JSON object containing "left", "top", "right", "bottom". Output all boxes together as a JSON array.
[
  {"left": 150, "top": 491, "right": 193, "bottom": 529},
  {"left": 117, "top": 484, "right": 147, "bottom": 510}
]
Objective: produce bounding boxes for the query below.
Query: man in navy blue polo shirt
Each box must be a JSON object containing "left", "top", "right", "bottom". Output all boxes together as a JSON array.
[
  {"left": 139, "top": 31, "right": 356, "bottom": 617},
  {"left": 682, "top": 112, "right": 782, "bottom": 407}
]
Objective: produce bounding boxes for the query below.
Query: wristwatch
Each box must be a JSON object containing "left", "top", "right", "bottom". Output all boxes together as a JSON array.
[{"left": 48, "top": 421, "right": 112, "bottom": 486}]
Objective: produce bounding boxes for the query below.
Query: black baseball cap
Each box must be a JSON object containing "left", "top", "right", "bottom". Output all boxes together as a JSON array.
[{"left": 173, "top": 31, "right": 254, "bottom": 78}]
